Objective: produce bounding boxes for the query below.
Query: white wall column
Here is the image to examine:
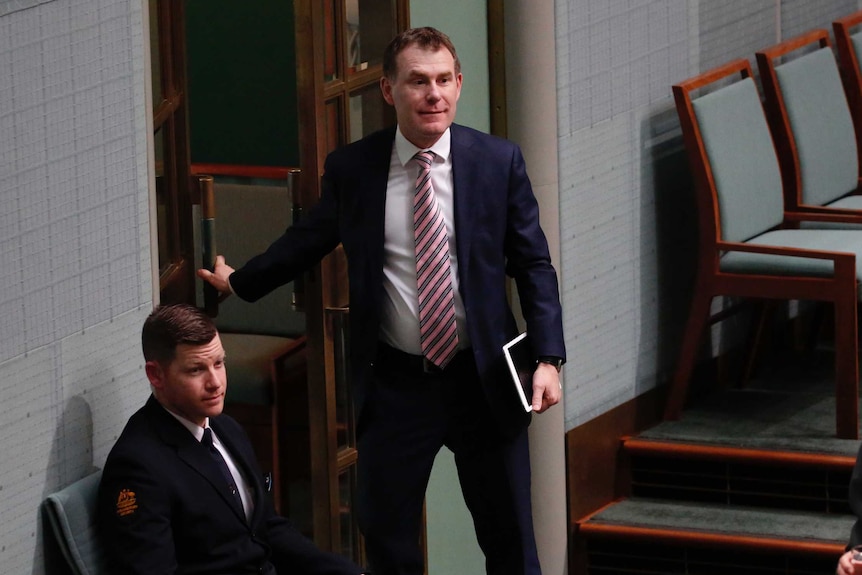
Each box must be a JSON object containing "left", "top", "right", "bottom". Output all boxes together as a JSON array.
[{"left": 504, "top": 1, "right": 568, "bottom": 574}]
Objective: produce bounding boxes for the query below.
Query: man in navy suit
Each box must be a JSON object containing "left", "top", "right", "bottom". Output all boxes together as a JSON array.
[
  {"left": 98, "top": 304, "right": 363, "bottom": 575},
  {"left": 199, "top": 27, "right": 565, "bottom": 575}
]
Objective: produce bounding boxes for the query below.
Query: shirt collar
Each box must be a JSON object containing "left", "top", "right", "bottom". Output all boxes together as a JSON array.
[{"left": 395, "top": 126, "right": 451, "bottom": 167}]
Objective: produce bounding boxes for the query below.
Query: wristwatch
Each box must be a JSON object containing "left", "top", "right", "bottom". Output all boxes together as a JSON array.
[{"left": 537, "top": 356, "right": 563, "bottom": 372}]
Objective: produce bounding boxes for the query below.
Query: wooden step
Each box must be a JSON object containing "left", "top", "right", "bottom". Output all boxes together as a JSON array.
[
  {"left": 578, "top": 497, "right": 852, "bottom": 556},
  {"left": 621, "top": 436, "right": 854, "bottom": 514}
]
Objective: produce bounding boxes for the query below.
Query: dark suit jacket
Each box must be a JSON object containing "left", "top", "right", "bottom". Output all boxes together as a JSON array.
[
  {"left": 230, "top": 123, "right": 566, "bottom": 433},
  {"left": 98, "top": 396, "right": 361, "bottom": 575}
]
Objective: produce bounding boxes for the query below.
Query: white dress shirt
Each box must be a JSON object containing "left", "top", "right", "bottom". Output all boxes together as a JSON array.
[{"left": 378, "top": 126, "right": 470, "bottom": 354}]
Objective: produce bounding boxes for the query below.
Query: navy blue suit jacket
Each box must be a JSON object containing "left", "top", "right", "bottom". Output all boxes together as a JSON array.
[
  {"left": 230, "top": 124, "right": 565, "bottom": 433},
  {"left": 98, "top": 396, "right": 361, "bottom": 574}
]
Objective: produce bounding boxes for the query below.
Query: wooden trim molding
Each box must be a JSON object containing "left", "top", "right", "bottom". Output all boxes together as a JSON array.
[
  {"left": 622, "top": 436, "right": 856, "bottom": 470},
  {"left": 487, "top": 0, "right": 507, "bottom": 138},
  {"left": 190, "top": 163, "right": 300, "bottom": 181}
]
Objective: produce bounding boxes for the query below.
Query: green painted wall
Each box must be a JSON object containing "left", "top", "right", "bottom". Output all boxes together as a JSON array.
[
  {"left": 411, "top": 3, "right": 490, "bottom": 134},
  {"left": 185, "top": 0, "right": 299, "bottom": 167},
  {"left": 411, "top": 5, "right": 489, "bottom": 575}
]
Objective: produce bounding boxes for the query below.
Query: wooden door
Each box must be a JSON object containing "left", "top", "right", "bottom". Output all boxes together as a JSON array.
[
  {"left": 149, "top": 0, "right": 195, "bottom": 305},
  {"left": 293, "top": 0, "right": 408, "bottom": 563}
]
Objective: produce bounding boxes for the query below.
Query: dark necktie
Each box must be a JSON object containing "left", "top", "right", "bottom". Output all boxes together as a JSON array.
[
  {"left": 413, "top": 150, "right": 459, "bottom": 368},
  {"left": 201, "top": 427, "right": 245, "bottom": 514}
]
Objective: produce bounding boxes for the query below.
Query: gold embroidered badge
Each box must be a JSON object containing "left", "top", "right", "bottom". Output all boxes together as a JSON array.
[{"left": 116, "top": 489, "right": 138, "bottom": 517}]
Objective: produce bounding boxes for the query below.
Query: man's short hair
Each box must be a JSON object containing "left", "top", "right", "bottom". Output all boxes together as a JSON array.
[
  {"left": 383, "top": 26, "right": 460, "bottom": 80},
  {"left": 142, "top": 304, "right": 217, "bottom": 365}
]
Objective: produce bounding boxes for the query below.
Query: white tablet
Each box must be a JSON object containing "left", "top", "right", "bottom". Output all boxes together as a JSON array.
[{"left": 503, "top": 332, "right": 535, "bottom": 413}]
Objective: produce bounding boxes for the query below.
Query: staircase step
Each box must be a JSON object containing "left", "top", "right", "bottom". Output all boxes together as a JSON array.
[
  {"left": 578, "top": 497, "right": 853, "bottom": 557},
  {"left": 640, "top": 387, "right": 861, "bottom": 458},
  {"left": 622, "top": 437, "right": 854, "bottom": 514}
]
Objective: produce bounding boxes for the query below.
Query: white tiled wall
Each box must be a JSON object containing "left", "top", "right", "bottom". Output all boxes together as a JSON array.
[
  {"left": 781, "top": 0, "right": 859, "bottom": 40},
  {"left": 3, "top": 0, "right": 862, "bottom": 570},
  {"left": 556, "top": 0, "right": 860, "bottom": 431},
  {"left": 0, "top": 0, "right": 152, "bottom": 572}
]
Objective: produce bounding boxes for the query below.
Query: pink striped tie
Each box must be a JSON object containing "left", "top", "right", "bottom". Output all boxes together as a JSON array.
[{"left": 413, "top": 151, "right": 459, "bottom": 369}]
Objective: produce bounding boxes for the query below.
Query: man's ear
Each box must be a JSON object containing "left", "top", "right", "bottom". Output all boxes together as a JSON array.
[
  {"left": 380, "top": 75, "right": 394, "bottom": 106},
  {"left": 145, "top": 361, "right": 165, "bottom": 390}
]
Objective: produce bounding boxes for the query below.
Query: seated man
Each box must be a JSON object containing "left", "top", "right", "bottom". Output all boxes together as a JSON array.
[{"left": 98, "top": 304, "right": 362, "bottom": 575}]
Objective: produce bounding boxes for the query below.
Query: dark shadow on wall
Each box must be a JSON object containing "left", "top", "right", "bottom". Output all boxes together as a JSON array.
[
  {"left": 40, "top": 395, "right": 97, "bottom": 575},
  {"left": 637, "top": 105, "right": 698, "bottom": 398}
]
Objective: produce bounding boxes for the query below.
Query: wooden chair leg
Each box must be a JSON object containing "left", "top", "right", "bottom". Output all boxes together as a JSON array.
[
  {"left": 737, "top": 300, "right": 773, "bottom": 389},
  {"left": 834, "top": 295, "right": 859, "bottom": 439},
  {"left": 665, "top": 291, "right": 713, "bottom": 420}
]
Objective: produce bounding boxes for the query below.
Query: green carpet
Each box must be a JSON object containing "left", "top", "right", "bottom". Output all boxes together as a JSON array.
[
  {"left": 587, "top": 498, "right": 854, "bottom": 544},
  {"left": 642, "top": 349, "right": 862, "bottom": 457},
  {"left": 642, "top": 388, "right": 861, "bottom": 456}
]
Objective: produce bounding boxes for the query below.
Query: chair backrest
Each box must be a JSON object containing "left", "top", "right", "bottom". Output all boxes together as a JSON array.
[
  {"left": 757, "top": 30, "right": 859, "bottom": 208},
  {"left": 42, "top": 470, "right": 105, "bottom": 575},
  {"left": 834, "top": 11, "right": 862, "bottom": 176},
  {"left": 682, "top": 64, "right": 785, "bottom": 243},
  {"left": 214, "top": 179, "right": 305, "bottom": 337}
]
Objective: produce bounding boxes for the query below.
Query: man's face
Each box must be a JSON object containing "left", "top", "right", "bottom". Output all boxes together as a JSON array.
[
  {"left": 146, "top": 334, "right": 227, "bottom": 427},
  {"left": 380, "top": 44, "right": 462, "bottom": 149}
]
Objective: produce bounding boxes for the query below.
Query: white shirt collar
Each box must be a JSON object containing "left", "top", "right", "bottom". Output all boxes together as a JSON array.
[
  {"left": 395, "top": 126, "right": 451, "bottom": 167},
  {"left": 162, "top": 404, "right": 208, "bottom": 442}
]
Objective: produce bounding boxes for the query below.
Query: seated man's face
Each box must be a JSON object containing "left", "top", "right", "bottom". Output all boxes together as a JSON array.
[{"left": 146, "top": 334, "right": 227, "bottom": 427}]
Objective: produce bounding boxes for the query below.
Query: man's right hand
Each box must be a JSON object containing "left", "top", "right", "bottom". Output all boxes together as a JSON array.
[
  {"left": 197, "top": 255, "right": 236, "bottom": 295},
  {"left": 838, "top": 550, "right": 858, "bottom": 575}
]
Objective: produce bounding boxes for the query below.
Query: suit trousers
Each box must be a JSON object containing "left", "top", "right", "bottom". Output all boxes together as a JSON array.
[{"left": 357, "top": 343, "right": 540, "bottom": 575}]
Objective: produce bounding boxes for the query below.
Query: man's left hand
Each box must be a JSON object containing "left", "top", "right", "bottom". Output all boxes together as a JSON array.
[{"left": 531, "top": 362, "right": 562, "bottom": 413}]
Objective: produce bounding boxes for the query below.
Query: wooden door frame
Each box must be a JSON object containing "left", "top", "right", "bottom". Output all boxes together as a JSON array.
[
  {"left": 293, "top": 0, "right": 410, "bottom": 552},
  {"left": 149, "top": 0, "right": 194, "bottom": 305}
]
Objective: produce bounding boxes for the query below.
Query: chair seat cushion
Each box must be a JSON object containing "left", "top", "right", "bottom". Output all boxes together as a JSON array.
[
  {"left": 720, "top": 228, "right": 862, "bottom": 297},
  {"left": 827, "top": 194, "right": 862, "bottom": 211},
  {"left": 220, "top": 333, "right": 297, "bottom": 405}
]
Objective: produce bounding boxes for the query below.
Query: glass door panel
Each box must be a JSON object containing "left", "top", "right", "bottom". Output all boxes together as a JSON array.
[
  {"left": 344, "top": 0, "right": 397, "bottom": 74},
  {"left": 323, "top": 0, "right": 339, "bottom": 82},
  {"left": 338, "top": 465, "right": 361, "bottom": 563},
  {"left": 325, "top": 97, "right": 345, "bottom": 154},
  {"left": 153, "top": 126, "right": 171, "bottom": 273},
  {"left": 348, "top": 83, "right": 392, "bottom": 142},
  {"left": 328, "top": 307, "right": 354, "bottom": 451}
]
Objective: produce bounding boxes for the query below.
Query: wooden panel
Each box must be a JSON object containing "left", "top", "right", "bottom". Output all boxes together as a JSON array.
[{"left": 566, "top": 386, "right": 665, "bottom": 575}]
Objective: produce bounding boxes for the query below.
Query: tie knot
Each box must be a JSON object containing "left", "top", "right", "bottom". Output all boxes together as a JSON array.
[{"left": 414, "top": 150, "right": 435, "bottom": 169}]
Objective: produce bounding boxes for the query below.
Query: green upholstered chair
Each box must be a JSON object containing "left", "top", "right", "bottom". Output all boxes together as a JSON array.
[
  {"left": 670, "top": 58, "right": 862, "bottom": 439},
  {"left": 42, "top": 470, "right": 105, "bottom": 575},
  {"left": 210, "top": 177, "right": 307, "bottom": 512},
  {"left": 756, "top": 29, "right": 862, "bottom": 223}
]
